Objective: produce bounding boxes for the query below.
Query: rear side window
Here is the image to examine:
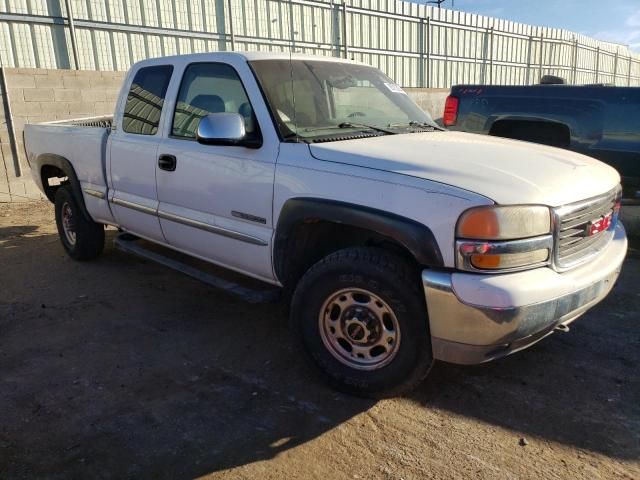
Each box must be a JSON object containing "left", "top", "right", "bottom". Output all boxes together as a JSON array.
[{"left": 122, "top": 65, "right": 173, "bottom": 135}]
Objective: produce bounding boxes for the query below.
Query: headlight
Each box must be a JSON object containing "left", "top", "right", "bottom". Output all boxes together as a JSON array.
[
  {"left": 457, "top": 205, "right": 551, "bottom": 240},
  {"left": 456, "top": 205, "right": 553, "bottom": 272}
]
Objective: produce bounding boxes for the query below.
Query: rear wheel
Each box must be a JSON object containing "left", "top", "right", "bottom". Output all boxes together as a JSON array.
[
  {"left": 291, "top": 247, "right": 433, "bottom": 398},
  {"left": 54, "top": 186, "right": 105, "bottom": 260}
]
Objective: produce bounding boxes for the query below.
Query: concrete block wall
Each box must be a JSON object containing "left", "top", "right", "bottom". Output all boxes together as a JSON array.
[{"left": 0, "top": 68, "right": 125, "bottom": 203}]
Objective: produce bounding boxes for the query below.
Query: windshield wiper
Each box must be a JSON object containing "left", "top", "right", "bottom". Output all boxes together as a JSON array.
[
  {"left": 282, "top": 131, "right": 301, "bottom": 142},
  {"left": 338, "top": 122, "right": 396, "bottom": 134},
  {"left": 387, "top": 121, "right": 440, "bottom": 130},
  {"left": 300, "top": 122, "right": 395, "bottom": 135}
]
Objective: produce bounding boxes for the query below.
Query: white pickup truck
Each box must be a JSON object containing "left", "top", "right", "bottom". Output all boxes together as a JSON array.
[{"left": 24, "top": 52, "right": 627, "bottom": 397}]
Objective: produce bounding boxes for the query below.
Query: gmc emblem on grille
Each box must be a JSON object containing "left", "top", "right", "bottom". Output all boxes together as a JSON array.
[{"left": 585, "top": 212, "right": 612, "bottom": 237}]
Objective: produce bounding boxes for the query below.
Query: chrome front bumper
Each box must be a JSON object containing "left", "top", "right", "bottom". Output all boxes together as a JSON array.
[{"left": 423, "top": 222, "right": 628, "bottom": 365}]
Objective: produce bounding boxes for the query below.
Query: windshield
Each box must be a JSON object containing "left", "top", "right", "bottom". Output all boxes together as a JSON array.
[{"left": 249, "top": 59, "right": 438, "bottom": 141}]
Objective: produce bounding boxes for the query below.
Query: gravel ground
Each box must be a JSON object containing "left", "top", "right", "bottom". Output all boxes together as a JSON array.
[{"left": 1, "top": 201, "right": 639, "bottom": 480}]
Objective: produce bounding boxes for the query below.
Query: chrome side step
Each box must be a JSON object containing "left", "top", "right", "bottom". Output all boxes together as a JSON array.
[{"left": 113, "top": 234, "right": 280, "bottom": 304}]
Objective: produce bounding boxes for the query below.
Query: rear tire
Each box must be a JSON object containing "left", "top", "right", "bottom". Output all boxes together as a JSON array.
[
  {"left": 290, "top": 247, "right": 433, "bottom": 398},
  {"left": 54, "top": 186, "right": 105, "bottom": 261}
]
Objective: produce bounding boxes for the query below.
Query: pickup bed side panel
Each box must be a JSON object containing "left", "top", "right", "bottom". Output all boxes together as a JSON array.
[
  {"left": 452, "top": 86, "right": 604, "bottom": 150},
  {"left": 25, "top": 122, "right": 116, "bottom": 225}
]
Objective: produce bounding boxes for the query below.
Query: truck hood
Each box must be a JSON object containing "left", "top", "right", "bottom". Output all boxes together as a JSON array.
[{"left": 309, "top": 131, "right": 620, "bottom": 206}]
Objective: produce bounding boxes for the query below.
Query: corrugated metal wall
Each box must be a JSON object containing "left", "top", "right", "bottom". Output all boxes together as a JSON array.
[{"left": 0, "top": 0, "right": 639, "bottom": 87}]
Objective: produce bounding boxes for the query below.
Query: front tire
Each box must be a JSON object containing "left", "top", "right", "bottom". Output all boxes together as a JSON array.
[
  {"left": 290, "top": 247, "right": 433, "bottom": 398},
  {"left": 54, "top": 186, "right": 105, "bottom": 261}
]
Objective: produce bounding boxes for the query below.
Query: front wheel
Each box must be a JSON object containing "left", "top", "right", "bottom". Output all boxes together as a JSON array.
[
  {"left": 54, "top": 186, "right": 105, "bottom": 261},
  {"left": 290, "top": 247, "right": 433, "bottom": 398}
]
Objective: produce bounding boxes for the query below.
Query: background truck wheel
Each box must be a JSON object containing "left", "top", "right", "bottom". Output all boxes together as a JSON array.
[
  {"left": 54, "top": 186, "right": 105, "bottom": 261},
  {"left": 290, "top": 247, "right": 433, "bottom": 398}
]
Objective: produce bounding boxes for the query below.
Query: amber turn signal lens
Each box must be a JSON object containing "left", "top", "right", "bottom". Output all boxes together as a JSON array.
[
  {"left": 457, "top": 209, "right": 499, "bottom": 239},
  {"left": 469, "top": 249, "right": 549, "bottom": 270},
  {"left": 470, "top": 254, "right": 501, "bottom": 269}
]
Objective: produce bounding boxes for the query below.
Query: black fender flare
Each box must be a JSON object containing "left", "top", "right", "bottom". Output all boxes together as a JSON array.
[
  {"left": 273, "top": 198, "right": 444, "bottom": 281},
  {"left": 37, "top": 154, "right": 92, "bottom": 222}
]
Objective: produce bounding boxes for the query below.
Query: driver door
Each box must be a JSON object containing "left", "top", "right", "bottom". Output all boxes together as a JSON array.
[{"left": 155, "top": 61, "right": 278, "bottom": 282}]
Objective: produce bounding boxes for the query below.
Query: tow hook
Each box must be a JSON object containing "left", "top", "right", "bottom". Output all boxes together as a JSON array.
[{"left": 555, "top": 324, "right": 570, "bottom": 333}]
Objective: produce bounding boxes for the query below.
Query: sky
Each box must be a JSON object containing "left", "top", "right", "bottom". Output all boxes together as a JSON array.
[{"left": 436, "top": 0, "right": 640, "bottom": 52}]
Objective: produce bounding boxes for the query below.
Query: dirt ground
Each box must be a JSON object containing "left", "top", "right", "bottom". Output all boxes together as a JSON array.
[{"left": 1, "top": 201, "right": 639, "bottom": 480}]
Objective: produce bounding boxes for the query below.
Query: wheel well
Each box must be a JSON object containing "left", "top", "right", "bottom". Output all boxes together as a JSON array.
[
  {"left": 40, "top": 164, "right": 69, "bottom": 202},
  {"left": 489, "top": 119, "right": 570, "bottom": 148},
  {"left": 278, "top": 220, "right": 418, "bottom": 290},
  {"left": 38, "top": 158, "right": 93, "bottom": 222}
]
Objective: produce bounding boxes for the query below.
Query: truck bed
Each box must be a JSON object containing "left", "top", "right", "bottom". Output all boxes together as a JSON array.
[{"left": 24, "top": 115, "right": 115, "bottom": 224}]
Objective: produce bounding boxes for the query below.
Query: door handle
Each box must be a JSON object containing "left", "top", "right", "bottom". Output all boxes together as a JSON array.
[{"left": 158, "top": 154, "right": 177, "bottom": 172}]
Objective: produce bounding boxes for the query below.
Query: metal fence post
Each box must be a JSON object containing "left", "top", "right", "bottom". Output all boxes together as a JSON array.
[
  {"left": 538, "top": 35, "right": 544, "bottom": 82},
  {"left": 227, "top": 0, "right": 236, "bottom": 51},
  {"left": 46, "top": 0, "right": 72, "bottom": 69},
  {"left": 425, "top": 16, "right": 431, "bottom": 88},
  {"left": 571, "top": 39, "right": 578, "bottom": 85},
  {"left": 488, "top": 27, "right": 494, "bottom": 85},
  {"left": 613, "top": 49, "right": 618, "bottom": 85},
  {"left": 214, "top": 0, "right": 227, "bottom": 51},
  {"left": 0, "top": 67, "right": 21, "bottom": 177},
  {"left": 525, "top": 35, "right": 533, "bottom": 85},
  {"left": 288, "top": 0, "right": 296, "bottom": 52},
  {"left": 330, "top": 1, "right": 341, "bottom": 57},
  {"left": 418, "top": 18, "right": 425, "bottom": 88},
  {"left": 473, "top": 25, "right": 479, "bottom": 84},
  {"left": 594, "top": 46, "right": 600, "bottom": 83},
  {"left": 443, "top": 23, "right": 449, "bottom": 87},
  {"left": 63, "top": 0, "right": 80, "bottom": 69},
  {"left": 341, "top": 2, "right": 349, "bottom": 59},
  {"left": 628, "top": 58, "right": 633, "bottom": 86},
  {"left": 480, "top": 28, "right": 489, "bottom": 84}
]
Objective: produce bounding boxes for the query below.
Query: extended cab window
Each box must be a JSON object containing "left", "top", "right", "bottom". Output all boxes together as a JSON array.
[
  {"left": 122, "top": 65, "right": 173, "bottom": 135},
  {"left": 171, "top": 63, "right": 258, "bottom": 140}
]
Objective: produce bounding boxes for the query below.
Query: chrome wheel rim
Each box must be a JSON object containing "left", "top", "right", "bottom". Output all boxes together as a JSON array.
[
  {"left": 319, "top": 288, "right": 401, "bottom": 371},
  {"left": 61, "top": 202, "right": 76, "bottom": 246}
]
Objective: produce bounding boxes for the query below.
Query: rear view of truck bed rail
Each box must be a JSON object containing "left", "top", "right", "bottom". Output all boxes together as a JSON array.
[{"left": 43, "top": 115, "right": 113, "bottom": 128}]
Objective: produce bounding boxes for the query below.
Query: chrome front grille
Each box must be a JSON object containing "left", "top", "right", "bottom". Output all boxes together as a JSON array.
[{"left": 554, "top": 187, "right": 620, "bottom": 270}]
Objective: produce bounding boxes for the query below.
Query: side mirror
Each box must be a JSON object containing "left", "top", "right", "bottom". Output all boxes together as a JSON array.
[{"left": 196, "top": 113, "right": 247, "bottom": 147}]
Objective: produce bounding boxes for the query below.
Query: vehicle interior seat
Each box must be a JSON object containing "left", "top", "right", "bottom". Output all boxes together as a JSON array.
[{"left": 190, "top": 94, "right": 226, "bottom": 113}]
